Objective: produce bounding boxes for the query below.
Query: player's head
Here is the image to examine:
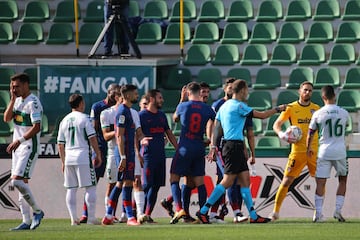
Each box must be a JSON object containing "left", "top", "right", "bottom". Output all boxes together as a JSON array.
[
  {"left": 107, "top": 83, "right": 119, "bottom": 106},
  {"left": 10, "top": 73, "right": 30, "bottom": 98},
  {"left": 186, "top": 82, "right": 201, "bottom": 100},
  {"left": 139, "top": 94, "right": 149, "bottom": 110},
  {"left": 321, "top": 85, "right": 335, "bottom": 103},
  {"left": 223, "top": 78, "right": 236, "bottom": 99},
  {"left": 232, "top": 79, "right": 248, "bottom": 101},
  {"left": 69, "top": 93, "right": 85, "bottom": 112},
  {"left": 147, "top": 89, "right": 163, "bottom": 109},
  {"left": 299, "top": 81, "right": 313, "bottom": 103},
  {"left": 113, "top": 84, "right": 123, "bottom": 104},
  {"left": 121, "top": 84, "right": 138, "bottom": 104},
  {"left": 199, "top": 82, "right": 210, "bottom": 103}
]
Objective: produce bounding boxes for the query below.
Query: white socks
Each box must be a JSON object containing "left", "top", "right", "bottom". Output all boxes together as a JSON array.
[
  {"left": 18, "top": 193, "right": 31, "bottom": 225},
  {"left": 12, "top": 179, "right": 41, "bottom": 213},
  {"left": 314, "top": 194, "right": 324, "bottom": 216},
  {"left": 335, "top": 195, "right": 345, "bottom": 213},
  {"left": 85, "top": 186, "right": 97, "bottom": 222},
  {"left": 134, "top": 191, "right": 145, "bottom": 217},
  {"left": 66, "top": 188, "right": 78, "bottom": 222}
]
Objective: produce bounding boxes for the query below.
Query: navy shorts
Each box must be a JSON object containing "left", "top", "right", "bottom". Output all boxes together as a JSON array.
[
  {"left": 222, "top": 140, "right": 248, "bottom": 175},
  {"left": 114, "top": 146, "right": 135, "bottom": 181}
]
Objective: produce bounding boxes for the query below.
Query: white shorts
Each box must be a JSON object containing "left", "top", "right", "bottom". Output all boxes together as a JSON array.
[
  {"left": 106, "top": 154, "right": 118, "bottom": 184},
  {"left": 316, "top": 158, "right": 348, "bottom": 178},
  {"left": 64, "top": 164, "right": 97, "bottom": 188},
  {"left": 12, "top": 144, "right": 39, "bottom": 178},
  {"left": 134, "top": 155, "right": 141, "bottom": 176}
]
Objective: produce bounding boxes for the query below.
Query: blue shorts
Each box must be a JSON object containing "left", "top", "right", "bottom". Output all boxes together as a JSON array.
[
  {"left": 114, "top": 146, "right": 135, "bottom": 181},
  {"left": 142, "top": 157, "right": 166, "bottom": 189},
  {"left": 170, "top": 141, "right": 205, "bottom": 177}
]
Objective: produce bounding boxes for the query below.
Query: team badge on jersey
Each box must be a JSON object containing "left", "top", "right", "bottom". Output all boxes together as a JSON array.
[{"left": 118, "top": 115, "right": 125, "bottom": 124}]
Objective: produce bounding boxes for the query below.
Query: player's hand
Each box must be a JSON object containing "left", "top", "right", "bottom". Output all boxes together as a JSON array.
[
  {"left": 180, "top": 85, "right": 188, "bottom": 102},
  {"left": 118, "top": 159, "right": 126, "bottom": 172},
  {"left": 93, "top": 154, "right": 102, "bottom": 168},
  {"left": 206, "top": 148, "right": 216, "bottom": 162},
  {"left": 278, "top": 131, "right": 297, "bottom": 143},
  {"left": 276, "top": 104, "right": 287, "bottom": 112},
  {"left": 140, "top": 136, "right": 153, "bottom": 146},
  {"left": 307, "top": 148, "right": 314, "bottom": 157},
  {"left": 6, "top": 140, "right": 20, "bottom": 154},
  {"left": 203, "top": 138, "right": 211, "bottom": 146},
  {"left": 248, "top": 156, "right": 255, "bottom": 165}
]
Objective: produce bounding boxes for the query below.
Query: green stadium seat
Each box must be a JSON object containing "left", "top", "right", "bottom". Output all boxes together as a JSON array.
[
  {"left": 192, "top": 22, "right": 219, "bottom": 44},
  {"left": 256, "top": 136, "right": 281, "bottom": 148},
  {"left": 269, "top": 44, "right": 297, "bottom": 65},
  {"left": 24, "top": 67, "right": 38, "bottom": 90},
  {"left": 256, "top": 0, "right": 283, "bottom": 22},
  {"left": 135, "top": 22, "right": 162, "bottom": 44},
  {"left": 240, "top": 44, "right": 268, "bottom": 65},
  {"left": 0, "top": 67, "right": 15, "bottom": 90},
  {"left": 247, "top": 91, "right": 272, "bottom": 111},
  {"left": 0, "top": 22, "right": 13, "bottom": 44},
  {"left": 226, "top": 68, "right": 252, "bottom": 87},
  {"left": 278, "top": 22, "right": 304, "bottom": 43},
  {"left": 0, "top": 90, "right": 10, "bottom": 112},
  {"left": 249, "top": 22, "right": 277, "bottom": 43},
  {"left": 306, "top": 22, "right": 333, "bottom": 43},
  {"left": 169, "top": 0, "right": 196, "bottom": 22},
  {"left": 328, "top": 44, "right": 356, "bottom": 65},
  {"left": 336, "top": 90, "right": 360, "bottom": 112},
  {"left": 342, "top": 0, "right": 360, "bottom": 20},
  {"left": 197, "top": 68, "right": 222, "bottom": 90},
  {"left": 313, "top": 67, "right": 340, "bottom": 89},
  {"left": 0, "top": 114, "right": 13, "bottom": 137},
  {"left": 163, "top": 22, "right": 191, "bottom": 44},
  {"left": 212, "top": 44, "right": 240, "bottom": 66},
  {"left": 79, "top": 23, "right": 103, "bottom": 44},
  {"left": 335, "top": 22, "right": 360, "bottom": 43},
  {"left": 0, "top": 137, "right": 6, "bottom": 144},
  {"left": 226, "top": 0, "right": 254, "bottom": 22},
  {"left": 286, "top": 67, "right": 314, "bottom": 89},
  {"left": 46, "top": 23, "right": 73, "bottom": 44},
  {"left": 22, "top": 0, "right": 50, "bottom": 22},
  {"left": 143, "top": 0, "right": 168, "bottom": 20},
  {"left": 41, "top": 114, "right": 49, "bottom": 135},
  {"left": 129, "top": 0, "right": 140, "bottom": 18},
  {"left": 276, "top": 90, "right": 299, "bottom": 105},
  {"left": 53, "top": 0, "right": 81, "bottom": 22},
  {"left": 345, "top": 115, "right": 353, "bottom": 135},
  {"left": 0, "top": 0, "right": 18, "bottom": 22},
  {"left": 311, "top": 90, "right": 324, "bottom": 107},
  {"left": 198, "top": 0, "right": 225, "bottom": 22},
  {"left": 83, "top": 0, "right": 104, "bottom": 22},
  {"left": 172, "top": 122, "right": 181, "bottom": 136},
  {"left": 263, "top": 114, "right": 289, "bottom": 136},
  {"left": 298, "top": 44, "right": 326, "bottom": 65},
  {"left": 343, "top": 67, "right": 360, "bottom": 89},
  {"left": 285, "top": 0, "right": 312, "bottom": 21},
  {"left": 15, "top": 23, "right": 43, "bottom": 44},
  {"left": 183, "top": 44, "right": 211, "bottom": 66},
  {"left": 313, "top": 0, "right": 340, "bottom": 20},
  {"left": 253, "top": 68, "right": 281, "bottom": 89},
  {"left": 162, "top": 67, "right": 192, "bottom": 90},
  {"left": 252, "top": 118, "right": 263, "bottom": 135},
  {"left": 162, "top": 90, "right": 181, "bottom": 113},
  {"left": 220, "top": 22, "right": 248, "bottom": 44}
]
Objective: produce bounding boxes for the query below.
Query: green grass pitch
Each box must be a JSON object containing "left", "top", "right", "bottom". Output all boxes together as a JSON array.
[{"left": 1, "top": 218, "right": 360, "bottom": 240}]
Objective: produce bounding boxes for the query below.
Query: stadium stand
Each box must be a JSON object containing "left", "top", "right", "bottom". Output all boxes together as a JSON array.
[
  {"left": 240, "top": 44, "right": 268, "bottom": 65},
  {"left": 191, "top": 22, "right": 219, "bottom": 44},
  {"left": 285, "top": 67, "right": 314, "bottom": 89},
  {"left": 335, "top": 22, "right": 360, "bottom": 43},
  {"left": 0, "top": 0, "right": 18, "bottom": 22},
  {"left": 0, "top": 90, "right": 10, "bottom": 112},
  {"left": 129, "top": 0, "right": 140, "bottom": 18},
  {"left": 226, "top": 0, "right": 254, "bottom": 22},
  {"left": 256, "top": 136, "right": 282, "bottom": 149},
  {"left": 313, "top": 0, "right": 340, "bottom": 20},
  {"left": 298, "top": 44, "right": 326, "bottom": 65},
  {"left": 263, "top": 114, "right": 289, "bottom": 136},
  {"left": 269, "top": 44, "right": 297, "bottom": 65},
  {"left": 252, "top": 118, "right": 263, "bottom": 136},
  {"left": 336, "top": 90, "right": 360, "bottom": 112},
  {"left": 143, "top": 0, "right": 168, "bottom": 20},
  {"left": 0, "top": 22, "right": 13, "bottom": 44},
  {"left": 0, "top": 67, "right": 16, "bottom": 90},
  {"left": 311, "top": 90, "right": 324, "bottom": 107},
  {"left": 226, "top": 68, "right": 252, "bottom": 87},
  {"left": 183, "top": 44, "right": 211, "bottom": 66},
  {"left": 328, "top": 44, "right": 356, "bottom": 65},
  {"left": 169, "top": 0, "right": 197, "bottom": 22},
  {"left": 0, "top": 114, "right": 13, "bottom": 137},
  {"left": 277, "top": 21, "right": 304, "bottom": 43},
  {"left": 247, "top": 91, "right": 272, "bottom": 111},
  {"left": 211, "top": 44, "right": 240, "bottom": 66},
  {"left": 162, "top": 67, "right": 192, "bottom": 90},
  {"left": 313, "top": 67, "right": 340, "bottom": 89},
  {"left": 343, "top": 67, "right": 360, "bottom": 89},
  {"left": 256, "top": 0, "right": 283, "bottom": 22},
  {"left": 196, "top": 68, "right": 222, "bottom": 90},
  {"left": 249, "top": 22, "right": 277, "bottom": 43},
  {"left": 24, "top": 67, "right": 38, "bottom": 90},
  {"left": 15, "top": 23, "right": 43, "bottom": 44},
  {"left": 45, "top": 23, "right": 73, "bottom": 44},
  {"left": 83, "top": 0, "right": 104, "bottom": 23},
  {"left": 22, "top": 0, "right": 50, "bottom": 22},
  {"left": 306, "top": 22, "right": 334, "bottom": 43},
  {"left": 53, "top": 0, "right": 81, "bottom": 22},
  {"left": 252, "top": 68, "right": 281, "bottom": 89},
  {"left": 135, "top": 22, "right": 163, "bottom": 44},
  {"left": 342, "top": 0, "right": 360, "bottom": 20},
  {"left": 276, "top": 90, "right": 299, "bottom": 106},
  {"left": 163, "top": 22, "right": 191, "bottom": 44},
  {"left": 197, "top": 0, "right": 225, "bottom": 22},
  {"left": 78, "top": 22, "right": 103, "bottom": 45},
  {"left": 284, "top": 0, "right": 312, "bottom": 21},
  {"left": 220, "top": 22, "right": 249, "bottom": 44}
]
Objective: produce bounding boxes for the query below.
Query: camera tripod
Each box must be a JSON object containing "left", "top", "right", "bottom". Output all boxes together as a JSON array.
[{"left": 88, "top": 6, "right": 142, "bottom": 59}]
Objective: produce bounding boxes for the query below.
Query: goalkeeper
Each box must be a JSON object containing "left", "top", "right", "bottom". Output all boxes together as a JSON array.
[{"left": 269, "top": 81, "right": 320, "bottom": 221}]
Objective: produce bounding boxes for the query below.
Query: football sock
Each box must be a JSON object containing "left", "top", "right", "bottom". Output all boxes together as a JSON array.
[
  {"left": 106, "top": 185, "right": 122, "bottom": 217},
  {"left": 335, "top": 195, "right": 345, "bottom": 212},
  {"left": 166, "top": 195, "right": 173, "bottom": 203},
  {"left": 171, "top": 182, "right": 182, "bottom": 212},
  {"left": 105, "top": 196, "right": 109, "bottom": 212},
  {"left": 197, "top": 184, "right": 207, "bottom": 208},
  {"left": 12, "top": 179, "right": 41, "bottom": 213},
  {"left": 274, "top": 184, "right": 289, "bottom": 213},
  {"left": 228, "top": 184, "right": 240, "bottom": 211},
  {"left": 123, "top": 186, "right": 134, "bottom": 219},
  {"left": 81, "top": 201, "right": 88, "bottom": 217},
  {"left": 85, "top": 186, "right": 97, "bottom": 221},
  {"left": 200, "top": 184, "right": 225, "bottom": 215},
  {"left": 315, "top": 194, "right": 324, "bottom": 216},
  {"left": 18, "top": 193, "right": 31, "bottom": 225},
  {"left": 66, "top": 188, "right": 78, "bottom": 223},
  {"left": 181, "top": 184, "right": 192, "bottom": 214},
  {"left": 134, "top": 191, "right": 145, "bottom": 216},
  {"left": 241, "top": 187, "right": 257, "bottom": 220},
  {"left": 145, "top": 185, "right": 160, "bottom": 215}
]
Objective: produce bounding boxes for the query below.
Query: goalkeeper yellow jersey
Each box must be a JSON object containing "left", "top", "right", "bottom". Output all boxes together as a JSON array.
[{"left": 278, "top": 100, "right": 320, "bottom": 153}]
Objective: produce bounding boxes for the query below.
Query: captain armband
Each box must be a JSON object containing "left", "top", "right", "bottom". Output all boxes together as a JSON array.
[{"left": 308, "top": 128, "right": 316, "bottom": 136}]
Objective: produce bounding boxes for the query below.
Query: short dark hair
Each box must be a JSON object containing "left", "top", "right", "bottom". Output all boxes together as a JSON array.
[
  {"left": 69, "top": 93, "right": 83, "bottom": 109},
  {"left": 146, "top": 89, "right": 160, "bottom": 99},
  {"left": 232, "top": 79, "right": 247, "bottom": 94},
  {"left": 186, "top": 81, "right": 201, "bottom": 94},
  {"left": 121, "top": 84, "right": 137, "bottom": 98},
  {"left": 199, "top": 81, "right": 210, "bottom": 89},
  {"left": 300, "top": 81, "right": 313, "bottom": 89},
  {"left": 321, "top": 85, "right": 335, "bottom": 100},
  {"left": 11, "top": 73, "right": 30, "bottom": 84}
]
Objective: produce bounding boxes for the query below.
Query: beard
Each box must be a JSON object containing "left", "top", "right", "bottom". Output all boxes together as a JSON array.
[{"left": 131, "top": 99, "right": 138, "bottom": 104}]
